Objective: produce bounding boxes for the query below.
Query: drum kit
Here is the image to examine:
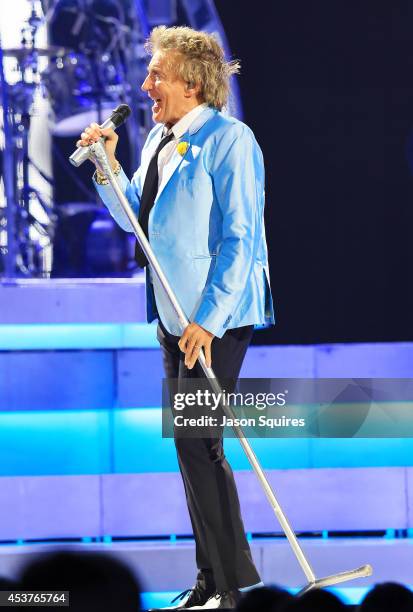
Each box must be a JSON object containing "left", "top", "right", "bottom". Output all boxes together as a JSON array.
[{"left": 1, "top": 0, "right": 151, "bottom": 278}]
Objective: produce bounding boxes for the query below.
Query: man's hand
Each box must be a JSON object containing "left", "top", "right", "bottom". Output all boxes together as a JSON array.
[
  {"left": 178, "top": 323, "right": 214, "bottom": 369},
  {"left": 76, "top": 122, "right": 119, "bottom": 168}
]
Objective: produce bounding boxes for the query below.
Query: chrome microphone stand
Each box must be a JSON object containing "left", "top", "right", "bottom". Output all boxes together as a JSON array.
[{"left": 86, "top": 139, "right": 373, "bottom": 593}]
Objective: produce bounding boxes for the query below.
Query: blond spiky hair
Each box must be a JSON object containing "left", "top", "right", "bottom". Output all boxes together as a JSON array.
[{"left": 145, "top": 26, "right": 240, "bottom": 110}]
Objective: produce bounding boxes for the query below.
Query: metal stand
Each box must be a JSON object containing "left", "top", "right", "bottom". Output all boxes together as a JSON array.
[
  {"left": 88, "top": 140, "right": 373, "bottom": 593},
  {"left": 0, "top": 41, "right": 17, "bottom": 279},
  {"left": 0, "top": 1, "right": 56, "bottom": 278}
]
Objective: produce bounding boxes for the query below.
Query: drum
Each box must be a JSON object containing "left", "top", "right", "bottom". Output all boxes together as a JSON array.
[{"left": 41, "top": 51, "right": 125, "bottom": 136}]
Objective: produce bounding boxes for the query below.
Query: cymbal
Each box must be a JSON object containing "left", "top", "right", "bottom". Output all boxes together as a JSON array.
[{"left": 2, "top": 46, "right": 70, "bottom": 59}]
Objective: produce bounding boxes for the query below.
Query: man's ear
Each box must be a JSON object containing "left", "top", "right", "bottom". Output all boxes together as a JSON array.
[{"left": 185, "top": 81, "right": 200, "bottom": 97}]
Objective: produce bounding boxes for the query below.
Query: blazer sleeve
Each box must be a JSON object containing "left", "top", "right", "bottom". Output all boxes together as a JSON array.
[
  {"left": 193, "top": 122, "right": 265, "bottom": 337},
  {"left": 92, "top": 125, "right": 162, "bottom": 231},
  {"left": 93, "top": 166, "right": 142, "bottom": 233}
]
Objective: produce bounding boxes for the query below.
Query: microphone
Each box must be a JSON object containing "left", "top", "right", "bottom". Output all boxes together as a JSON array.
[{"left": 69, "top": 103, "right": 131, "bottom": 167}]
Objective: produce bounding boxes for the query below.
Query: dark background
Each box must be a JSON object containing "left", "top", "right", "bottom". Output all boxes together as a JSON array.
[{"left": 214, "top": 0, "right": 413, "bottom": 345}]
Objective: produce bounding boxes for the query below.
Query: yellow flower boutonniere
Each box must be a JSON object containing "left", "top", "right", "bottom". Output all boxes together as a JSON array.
[{"left": 176, "top": 141, "right": 190, "bottom": 156}]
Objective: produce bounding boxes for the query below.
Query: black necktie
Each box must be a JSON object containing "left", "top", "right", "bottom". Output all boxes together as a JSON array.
[{"left": 135, "top": 132, "right": 175, "bottom": 268}]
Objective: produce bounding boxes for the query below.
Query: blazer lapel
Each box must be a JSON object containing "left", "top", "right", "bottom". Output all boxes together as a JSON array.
[
  {"left": 154, "top": 107, "right": 216, "bottom": 202},
  {"left": 155, "top": 134, "right": 189, "bottom": 202}
]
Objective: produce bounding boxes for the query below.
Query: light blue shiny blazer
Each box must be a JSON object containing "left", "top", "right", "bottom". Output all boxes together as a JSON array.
[{"left": 95, "top": 106, "right": 275, "bottom": 338}]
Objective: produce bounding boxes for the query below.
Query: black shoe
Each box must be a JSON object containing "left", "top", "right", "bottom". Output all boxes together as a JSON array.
[
  {"left": 149, "top": 570, "right": 216, "bottom": 610},
  {"left": 202, "top": 590, "right": 242, "bottom": 609}
]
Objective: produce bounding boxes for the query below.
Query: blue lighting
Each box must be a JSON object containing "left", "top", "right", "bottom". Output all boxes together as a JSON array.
[
  {"left": 0, "top": 408, "right": 412, "bottom": 476},
  {"left": 141, "top": 586, "right": 413, "bottom": 608},
  {"left": 0, "top": 323, "right": 159, "bottom": 350}
]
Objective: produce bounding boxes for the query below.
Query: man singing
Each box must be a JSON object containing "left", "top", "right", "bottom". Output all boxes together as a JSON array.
[{"left": 77, "top": 25, "right": 274, "bottom": 610}]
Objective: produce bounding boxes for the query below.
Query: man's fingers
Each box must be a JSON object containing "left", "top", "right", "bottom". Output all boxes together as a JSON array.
[
  {"left": 186, "top": 342, "right": 202, "bottom": 369},
  {"left": 101, "top": 127, "right": 118, "bottom": 141},
  {"left": 79, "top": 137, "right": 93, "bottom": 147},
  {"left": 186, "top": 340, "right": 212, "bottom": 370},
  {"left": 179, "top": 323, "right": 200, "bottom": 353},
  {"left": 87, "top": 124, "right": 102, "bottom": 137},
  {"left": 80, "top": 131, "right": 95, "bottom": 143},
  {"left": 86, "top": 127, "right": 101, "bottom": 142},
  {"left": 204, "top": 342, "right": 212, "bottom": 369},
  {"left": 78, "top": 121, "right": 114, "bottom": 151},
  {"left": 178, "top": 328, "right": 190, "bottom": 352},
  {"left": 185, "top": 334, "right": 202, "bottom": 367},
  {"left": 179, "top": 324, "right": 214, "bottom": 369}
]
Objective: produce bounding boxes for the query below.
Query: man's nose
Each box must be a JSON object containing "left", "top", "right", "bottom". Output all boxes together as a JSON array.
[{"left": 141, "top": 75, "right": 151, "bottom": 92}]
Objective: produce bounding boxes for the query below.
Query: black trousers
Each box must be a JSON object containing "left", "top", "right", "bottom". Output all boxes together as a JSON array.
[{"left": 157, "top": 320, "right": 261, "bottom": 592}]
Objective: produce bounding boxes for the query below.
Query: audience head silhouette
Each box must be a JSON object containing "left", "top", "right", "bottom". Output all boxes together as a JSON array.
[
  {"left": 279, "top": 588, "right": 346, "bottom": 611},
  {"left": 20, "top": 550, "right": 141, "bottom": 612},
  {"left": 358, "top": 582, "right": 413, "bottom": 612}
]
